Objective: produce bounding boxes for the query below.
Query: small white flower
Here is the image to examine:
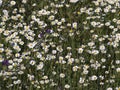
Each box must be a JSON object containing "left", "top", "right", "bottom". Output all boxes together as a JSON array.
[
  {"left": 91, "top": 75, "right": 97, "bottom": 81},
  {"left": 64, "top": 84, "right": 70, "bottom": 89},
  {"left": 8, "top": 65, "right": 13, "bottom": 69},
  {"left": 116, "top": 60, "right": 120, "bottom": 64},
  {"left": 83, "top": 70, "right": 89, "bottom": 74},
  {"left": 60, "top": 73, "right": 65, "bottom": 78},
  {"left": 22, "top": 0, "right": 27, "bottom": 4},
  {"left": 0, "top": 48, "right": 4, "bottom": 53},
  {"left": 37, "top": 53, "right": 42, "bottom": 58},
  {"left": 18, "top": 71, "right": 24, "bottom": 75},
  {"left": 3, "top": 10, "right": 8, "bottom": 16},
  {"left": 101, "top": 58, "right": 106, "bottom": 62},
  {"left": 88, "top": 42, "right": 95, "bottom": 47},
  {"left": 15, "top": 53, "right": 20, "bottom": 57},
  {"left": 52, "top": 71, "right": 56, "bottom": 75},
  {"left": 107, "top": 87, "right": 113, "bottom": 90},
  {"left": 61, "top": 18, "right": 65, "bottom": 22},
  {"left": 92, "top": 50, "right": 99, "bottom": 55},
  {"left": 40, "top": 80, "right": 44, "bottom": 84},
  {"left": 10, "top": 1, "right": 16, "bottom": 6},
  {"left": 67, "top": 23, "right": 71, "bottom": 27},
  {"left": 44, "top": 80, "right": 49, "bottom": 84},
  {"left": 70, "top": 0, "right": 79, "bottom": 3},
  {"left": 52, "top": 50, "right": 57, "bottom": 54},
  {"left": 28, "top": 74, "right": 34, "bottom": 81},
  {"left": 13, "top": 81, "right": 18, "bottom": 85},
  {"left": 48, "top": 15, "right": 55, "bottom": 21},
  {"left": 0, "top": 28, "right": 4, "bottom": 34},
  {"left": 42, "top": 76, "right": 48, "bottom": 79},
  {"left": 57, "top": 21, "right": 62, "bottom": 26},
  {"left": 13, "top": 45, "right": 21, "bottom": 51},
  {"left": 95, "top": 7, "right": 101, "bottom": 13},
  {"left": 116, "top": 68, "right": 120, "bottom": 72},
  {"left": 72, "top": 66, "right": 79, "bottom": 72},
  {"left": 17, "top": 59, "right": 23, "bottom": 63},
  {"left": 30, "top": 60, "right": 36, "bottom": 66},
  {"left": 79, "top": 77, "right": 85, "bottom": 84},
  {"left": 78, "top": 48, "right": 83, "bottom": 53},
  {"left": 28, "top": 42, "right": 37, "bottom": 49},
  {"left": 68, "top": 58, "right": 74, "bottom": 64},
  {"left": 99, "top": 44, "right": 105, "bottom": 50},
  {"left": 17, "top": 80, "right": 21, "bottom": 84},
  {"left": 0, "top": 0, "right": 2, "bottom": 6},
  {"left": 91, "top": 21, "right": 97, "bottom": 27},
  {"left": 37, "top": 62, "right": 44, "bottom": 70},
  {"left": 72, "top": 22, "right": 77, "bottom": 29},
  {"left": 104, "top": 8, "right": 109, "bottom": 13}
]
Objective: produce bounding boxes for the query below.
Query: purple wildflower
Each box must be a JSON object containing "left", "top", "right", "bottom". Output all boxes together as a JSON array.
[
  {"left": 38, "top": 33, "right": 44, "bottom": 38},
  {"left": 46, "top": 29, "right": 53, "bottom": 33},
  {"left": 2, "top": 60, "right": 9, "bottom": 66}
]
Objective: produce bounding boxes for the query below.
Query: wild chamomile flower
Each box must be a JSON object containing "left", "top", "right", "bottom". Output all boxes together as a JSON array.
[
  {"left": 10, "top": 1, "right": 16, "bottom": 6},
  {"left": 69, "top": 0, "right": 79, "bottom": 3}
]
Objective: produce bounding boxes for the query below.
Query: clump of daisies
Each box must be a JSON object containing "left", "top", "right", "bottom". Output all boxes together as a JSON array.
[{"left": 0, "top": 0, "right": 120, "bottom": 90}]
